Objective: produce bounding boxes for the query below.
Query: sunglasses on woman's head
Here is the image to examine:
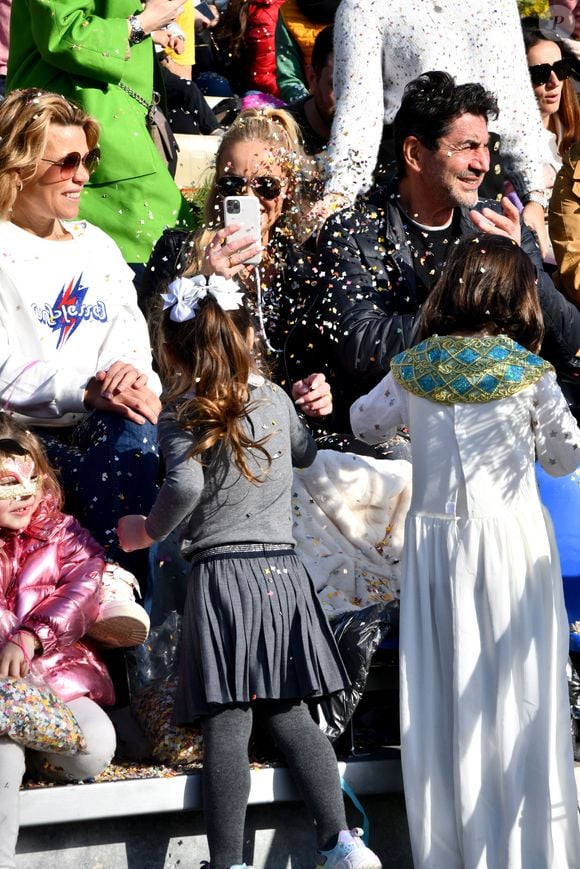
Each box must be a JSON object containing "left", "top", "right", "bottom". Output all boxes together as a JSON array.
[
  {"left": 216, "top": 174, "right": 282, "bottom": 201},
  {"left": 529, "top": 58, "right": 572, "bottom": 87},
  {"left": 40, "top": 147, "right": 101, "bottom": 178}
]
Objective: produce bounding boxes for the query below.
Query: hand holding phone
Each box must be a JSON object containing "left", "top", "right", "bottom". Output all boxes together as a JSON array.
[
  {"left": 223, "top": 196, "right": 262, "bottom": 266},
  {"left": 195, "top": 2, "right": 219, "bottom": 26}
]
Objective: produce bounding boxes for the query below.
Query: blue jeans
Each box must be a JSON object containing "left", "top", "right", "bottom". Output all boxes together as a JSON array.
[{"left": 37, "top": 412, "right": 159, "bottom": 588}]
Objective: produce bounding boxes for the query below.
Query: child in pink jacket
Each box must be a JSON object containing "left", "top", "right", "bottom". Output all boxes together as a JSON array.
[{"left": 0, "top": 414, "right": 116, "bottom": 869}]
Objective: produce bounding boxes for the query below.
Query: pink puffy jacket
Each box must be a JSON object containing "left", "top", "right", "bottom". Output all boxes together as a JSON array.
[{"left": 0, "top": 500, "right": 114, "bottom": 706}]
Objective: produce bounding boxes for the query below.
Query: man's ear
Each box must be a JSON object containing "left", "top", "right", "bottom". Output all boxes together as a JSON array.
[
  {"left": 402, "top": 136, "right": 424, "bottom": 174},
  {"left": 305, "top": 63, "right": 316, "bottom": 94}
]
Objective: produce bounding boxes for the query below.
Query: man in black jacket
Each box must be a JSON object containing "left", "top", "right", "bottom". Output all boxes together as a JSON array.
[{"left": 299, "top": 70, "right": 580, "bottom": 431}]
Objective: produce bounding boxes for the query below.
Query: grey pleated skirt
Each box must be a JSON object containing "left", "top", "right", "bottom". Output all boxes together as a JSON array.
[{"left": 173, "top": 543, "right": 350, "bottom": 723}]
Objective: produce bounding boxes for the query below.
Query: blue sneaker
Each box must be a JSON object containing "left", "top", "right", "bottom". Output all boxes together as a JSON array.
[{"left": 316, "top": 828, "right": 382, "bottom": 868}]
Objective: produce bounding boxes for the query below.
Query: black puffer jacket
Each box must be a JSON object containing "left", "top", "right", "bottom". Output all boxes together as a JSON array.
[{"left": 298, "top": 180, "right": 580, "bottom": 431}]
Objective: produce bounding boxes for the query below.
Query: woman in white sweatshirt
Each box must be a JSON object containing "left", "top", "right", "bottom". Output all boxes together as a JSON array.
[{"left": 0, "top": 89, "right": 161, "bottom": 574}]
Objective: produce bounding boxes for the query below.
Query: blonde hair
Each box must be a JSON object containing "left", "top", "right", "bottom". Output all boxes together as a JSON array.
[
  {"left": 0, "top": 89, "right": 100, "bottom": 220},
  {"left": 186, "top": 107, "right": 311, "bottom": 273},
  {"left": 0, "top": 413, "right": 63, "bottom": 509}
]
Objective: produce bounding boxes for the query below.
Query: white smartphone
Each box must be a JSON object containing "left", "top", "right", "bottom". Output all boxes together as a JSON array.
[{"left": 224, "top": 196, "right": 262, "bottom": 265}]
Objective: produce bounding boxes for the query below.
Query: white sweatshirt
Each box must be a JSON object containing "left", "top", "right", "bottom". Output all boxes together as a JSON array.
[
  {"left": 0, "top": 220, "right": 161, "bottom": 427},
  {"left": 326, "top": 0, "right": 549, "bottom": 202}
]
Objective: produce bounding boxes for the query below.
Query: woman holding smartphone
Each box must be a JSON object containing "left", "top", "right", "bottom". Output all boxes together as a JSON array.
[{"left": 144, "top": 107, "right": 335, "bottom": 428}]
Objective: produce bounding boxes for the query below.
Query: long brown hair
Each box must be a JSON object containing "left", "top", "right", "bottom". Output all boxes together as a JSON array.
[
  {"left": 557, "top": 76, "right": 580, "bottom": 157},
  {"left": 420, "top": 235, "right": 544, "bottom": 352},
  {"left": 0, "top": 413, "right": 63, "bottom": 511},
  {"left": 0, "top": 89, "right": 99, "bottom": 221},
  {"left": 523, "top": 25, "right": 580, "bottom": 157},
  {"left": 156, "top": 296, "right": 273, "bottom": 483},
  {"left": 215, "top": 0, "right": 250, "bottom": 58}
]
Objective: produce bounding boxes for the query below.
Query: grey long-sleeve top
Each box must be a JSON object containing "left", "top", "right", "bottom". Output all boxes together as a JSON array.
[{"left": 145, "top": 376, "right": 317, "bottom": 554}]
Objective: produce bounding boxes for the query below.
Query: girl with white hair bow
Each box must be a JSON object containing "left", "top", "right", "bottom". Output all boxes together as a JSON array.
[{"left": 117, "top": 281, "right": 381, "bottom": 869}]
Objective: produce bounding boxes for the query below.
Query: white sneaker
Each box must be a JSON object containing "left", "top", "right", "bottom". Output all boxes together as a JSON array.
[
  {"left": 86, "top": 563, "right": 150, "bottom": 648},
  {"left": 316, "top": 828, "right": 382, "bottom": 869}
]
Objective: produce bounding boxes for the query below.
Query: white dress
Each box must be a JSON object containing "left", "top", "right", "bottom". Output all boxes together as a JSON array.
[{"left": 351, "top": 336, "right": 580, "bottom": 869}]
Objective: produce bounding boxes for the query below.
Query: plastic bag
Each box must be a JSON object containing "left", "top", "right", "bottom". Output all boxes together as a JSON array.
[
  {"left": 127, "top": 610, "right": 182, "bottom": 694},
  {"left": 568, "top": 656, "right": 580, "bottom": 761},
  {"left": 315, "top": 601, "right": 399, "bottom": 741}
]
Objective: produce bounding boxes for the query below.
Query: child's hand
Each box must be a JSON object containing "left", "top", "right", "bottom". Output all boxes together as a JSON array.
[
  {"left": 117, "top": 515, "right": 155, "bottom": 552},
  {"left": 0, "top": 632, "right": 36, "bottom": 678}
]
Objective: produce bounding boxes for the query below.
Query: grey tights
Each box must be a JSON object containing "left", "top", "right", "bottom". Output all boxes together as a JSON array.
[{"left": 201, "top": 700, "right": 347, "bottom": 869}]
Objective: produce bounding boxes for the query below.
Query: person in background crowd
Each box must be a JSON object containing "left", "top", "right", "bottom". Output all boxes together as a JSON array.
[
  {"left": 549, "top": 0, "right": 580, "bottom": 90},
  {"left": 155, "top": 26, "right": 221, "bottom": 135},
  {"left": 522, "top": 23, "right": 580, "bottom": 264},
  {"left": 0, "top": 0, "right": 10, "bottom": 97},
  {"left": 288, "top": 24, "right": 334, "bottom": 156},
  {"left": 549, "top": 142, "right": 580, "bottom": 306},
  {"left": 317, "top": 0, "right": 554, "bottom": 256},
  {"left": 524, "top": 25, "right": 580, "bottom": 170},
  {"left": 276, "top": 0, "right": 338, "bottom": 103},
  {"left": 213, "top": 0, "right": 285, "bottom": 98},
  {"left": 6, "top": 0, "right": 195, "bottom": 270}
]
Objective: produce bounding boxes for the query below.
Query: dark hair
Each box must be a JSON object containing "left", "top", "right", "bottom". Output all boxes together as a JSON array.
[
  {"left": 296, "top": 0, "right": 339, "bottom": 24},
  {"left": 215, "top": 0, "right": 250, "bottom": 59},
  {"left": 522, "top": 23, "right": 580, "bottom": 158},
  {"left": 311, "top": 25, "right": 334, "bottom": 75},
  {"left": 155, "top": 295, "right": 272, "bottom": 483},
  {"left": 393, "top": 71, "right": 499, "bottom": 177},
  {"left": 420, "top": 234, "right": 544, "bottom": 352},
  {"left": 0, "top": 413, "right": 62, "bottom": 509}
]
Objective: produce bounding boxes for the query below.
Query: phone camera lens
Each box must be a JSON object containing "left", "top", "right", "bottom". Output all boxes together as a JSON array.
[{"left": 226, "top": 200, "right": 241, "bottom": 214}]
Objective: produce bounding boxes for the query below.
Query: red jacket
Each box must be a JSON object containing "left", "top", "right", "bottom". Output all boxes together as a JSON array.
[
  {"left": 0, "top": 500, "right": 114, "bottom": 705},
  {"left": 245, "top": 0, "right": 285, "bottom": 96}
]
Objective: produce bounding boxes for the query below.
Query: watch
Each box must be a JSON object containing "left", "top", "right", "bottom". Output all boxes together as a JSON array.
[
  {"left": 524, "top": 191, "right": 549, "bottom": 211},
  {"left": 128, "top": 15, "right": 147, "bottom": 45}
]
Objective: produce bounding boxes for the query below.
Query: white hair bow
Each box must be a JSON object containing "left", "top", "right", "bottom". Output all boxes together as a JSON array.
[{"left": 162, "top": 276, "right": 245, "bottom": 323}]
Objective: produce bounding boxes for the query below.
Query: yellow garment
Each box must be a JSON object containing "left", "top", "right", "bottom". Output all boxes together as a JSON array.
[
  {"left": 166, "top": 4, "right": 195, "bottom": 65},
  {"left": 280, "top": 0, "right": 326, "bottom": 70}
]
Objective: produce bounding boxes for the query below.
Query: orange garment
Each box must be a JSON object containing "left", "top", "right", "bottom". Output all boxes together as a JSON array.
[{"left": 279, "top": 0, "right": 325, "bottom": 70}]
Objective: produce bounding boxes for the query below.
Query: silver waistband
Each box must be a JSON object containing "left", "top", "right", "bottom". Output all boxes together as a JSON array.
[{"left": 189, "top": 542, "right": 295, "bottom": 566}]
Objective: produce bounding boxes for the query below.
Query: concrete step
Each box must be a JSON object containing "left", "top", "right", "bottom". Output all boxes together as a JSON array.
[{"left": 16, "top": 793, "right": 412, "bottom": 869}]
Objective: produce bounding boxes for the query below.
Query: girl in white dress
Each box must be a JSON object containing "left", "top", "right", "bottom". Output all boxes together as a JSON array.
[{"left": 351, "top": 235, "right": 580, "bottom": 869}]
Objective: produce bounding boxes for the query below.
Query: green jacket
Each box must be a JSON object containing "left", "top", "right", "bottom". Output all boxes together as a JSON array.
[{"left": 7, "top": 0, "right": 194, "bottom": 264}]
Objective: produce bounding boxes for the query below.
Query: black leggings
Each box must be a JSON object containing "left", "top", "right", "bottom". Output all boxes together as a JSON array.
[{"left": 200, "top": 700, "right": 347, "bottom": 868}]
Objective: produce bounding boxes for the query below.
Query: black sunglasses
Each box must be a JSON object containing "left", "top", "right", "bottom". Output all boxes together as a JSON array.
[
  {"left": 216, "top": 174, "right": 282, "bottom": 201},
  {"left": 41, "top": 148, "right": 101, "bottom": 178},
  {"left": 529, "top": 58, "right": 572, "bottom": 87}
]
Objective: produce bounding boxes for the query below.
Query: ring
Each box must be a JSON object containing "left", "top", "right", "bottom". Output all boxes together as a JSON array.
[{"left": 228, "top": 255, "right": 234, "bottom": 268}]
